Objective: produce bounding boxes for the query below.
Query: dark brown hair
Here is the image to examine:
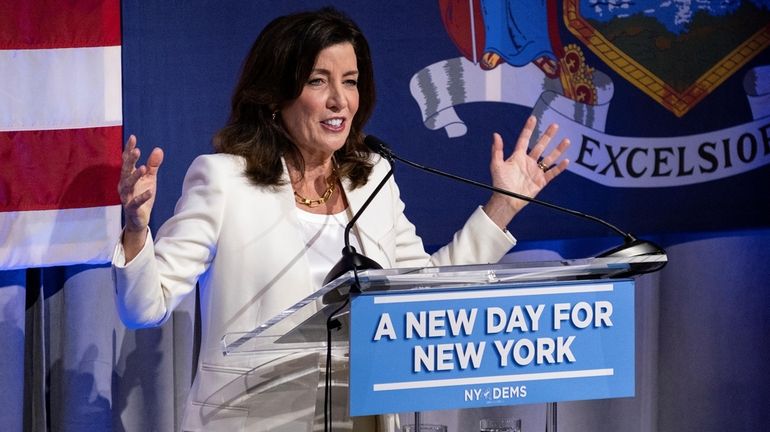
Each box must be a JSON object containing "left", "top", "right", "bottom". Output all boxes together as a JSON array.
[{"left": 214, "top": 7, "right": 375, "bottom": 188}]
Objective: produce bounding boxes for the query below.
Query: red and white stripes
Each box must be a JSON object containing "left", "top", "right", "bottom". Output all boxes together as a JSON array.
[{"left": 0, "top": 0, "right": 123, "bottom": 269}]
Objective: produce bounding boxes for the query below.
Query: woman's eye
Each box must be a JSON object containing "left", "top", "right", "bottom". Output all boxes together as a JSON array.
[
  {"left": 308, "top": 78, "right": 324, "bottom": 86},
  {"left": 345, "top": 79, "right": 358, "bottom": 86}
]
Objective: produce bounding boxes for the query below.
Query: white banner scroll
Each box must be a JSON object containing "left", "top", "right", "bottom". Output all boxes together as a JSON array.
[{"left": 411, "top": 59, "right": 770, "bottom": 188}]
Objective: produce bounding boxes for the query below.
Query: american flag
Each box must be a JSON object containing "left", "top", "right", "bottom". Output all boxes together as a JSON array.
[{"left": 0, "top": 0, "right": 123, "bottom": 270}]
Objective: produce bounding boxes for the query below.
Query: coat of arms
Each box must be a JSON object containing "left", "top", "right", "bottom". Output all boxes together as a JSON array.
[{"left": 565, "top": 0, "right": 770, "bottom": 116}]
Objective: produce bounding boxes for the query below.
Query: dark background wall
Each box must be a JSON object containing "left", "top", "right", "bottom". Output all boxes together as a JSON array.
[{"left": 121, "top": 1, "right": 770, "bottom": 252}]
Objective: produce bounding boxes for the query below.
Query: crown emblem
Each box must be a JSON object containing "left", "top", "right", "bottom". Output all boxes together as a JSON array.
[{"left": 558, "top": 44, "right": 598, "bottom": 105}]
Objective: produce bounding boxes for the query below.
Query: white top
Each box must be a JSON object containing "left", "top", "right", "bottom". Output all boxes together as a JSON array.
[{"left": 295, "top": 207, "right": 363, "bottom": 290}]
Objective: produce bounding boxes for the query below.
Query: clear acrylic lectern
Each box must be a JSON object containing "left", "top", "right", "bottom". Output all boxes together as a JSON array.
[{"left": 218, "top": 255, "right": 665, "bottom": 430}]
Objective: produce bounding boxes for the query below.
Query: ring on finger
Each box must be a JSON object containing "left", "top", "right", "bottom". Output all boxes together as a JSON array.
[{"left": 537, "top": 160, "right": 550, "bottom": 172}]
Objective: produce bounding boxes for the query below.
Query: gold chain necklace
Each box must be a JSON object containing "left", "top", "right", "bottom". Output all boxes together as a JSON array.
[{"left": 294, "top": 173, "right": 337, "bottom": 208}]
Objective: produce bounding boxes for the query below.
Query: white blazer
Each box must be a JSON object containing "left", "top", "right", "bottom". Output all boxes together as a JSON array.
[{"left": 113, "top": 153, "right": 515, "bottom": 431}]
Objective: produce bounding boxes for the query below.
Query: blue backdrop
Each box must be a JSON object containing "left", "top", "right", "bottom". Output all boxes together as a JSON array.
[
  {"left": 2, "top": 3, "right": 767, "bottom": 431},
  {"left": 122, "top": 0, "right": 770, "bottom": 251}
]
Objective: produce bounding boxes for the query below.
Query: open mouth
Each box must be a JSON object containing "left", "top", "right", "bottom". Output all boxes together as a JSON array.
[{"left": 322, "top": 118, "right": 344, "bottom": 129}]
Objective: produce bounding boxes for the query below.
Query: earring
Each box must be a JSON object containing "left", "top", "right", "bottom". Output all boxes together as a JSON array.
[{"left": 271, "top": 111, "right": 278, "bottom": 121}]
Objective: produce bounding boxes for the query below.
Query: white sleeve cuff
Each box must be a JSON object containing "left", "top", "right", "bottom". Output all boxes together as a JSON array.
[{"left": 111, "top": 227, "right": 153, "bottom": 268}]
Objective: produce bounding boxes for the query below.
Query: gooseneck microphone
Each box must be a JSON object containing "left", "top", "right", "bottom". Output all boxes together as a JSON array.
[
  {"left": 321, "top": 148, "right": 395, "bottom": 289},
  {"left": 363, "top": 134, "right": 666, "bottom": 267},
  {"left": 321, "top": 146, "right": 399, "bottom": 432},
  {"left": 320, "top": 135, "right": 665, "bottom": 431}
]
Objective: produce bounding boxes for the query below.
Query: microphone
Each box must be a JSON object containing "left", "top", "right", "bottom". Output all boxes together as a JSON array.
[
  {"left": 321, "top": 147, "right": 396, "bottom": 289},
  {"left": 363, "top": 135, "right": 666, "bottom": 274}
]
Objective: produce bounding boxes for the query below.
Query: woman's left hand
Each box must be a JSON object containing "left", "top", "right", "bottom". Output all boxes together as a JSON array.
[{"left": 482, "top": 115, "right": 571, "bottom": 230}]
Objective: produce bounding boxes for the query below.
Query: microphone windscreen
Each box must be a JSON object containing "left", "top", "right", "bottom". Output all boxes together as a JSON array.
[{"left": 364, "top": 135, "right": 389, "bottom": 155}]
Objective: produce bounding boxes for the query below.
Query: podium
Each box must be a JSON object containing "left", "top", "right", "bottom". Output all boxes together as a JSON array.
[{"left": 220, "top": 255, "right": 665, "bottom": 429}]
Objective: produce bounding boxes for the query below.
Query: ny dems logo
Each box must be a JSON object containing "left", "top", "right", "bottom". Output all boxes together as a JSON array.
[
  {"left": 411, "top": 1, "right": 770, "bottom": 188},
  {"left": 464, "top": 385, "right": 528, "bottom": 403}
]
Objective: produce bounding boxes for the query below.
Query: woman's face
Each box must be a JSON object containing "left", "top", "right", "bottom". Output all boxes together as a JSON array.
[{"left": 281, "top": 42, "right": 360, "bottom": 163}]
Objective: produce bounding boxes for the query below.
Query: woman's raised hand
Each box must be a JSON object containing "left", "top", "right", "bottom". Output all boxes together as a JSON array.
[
  {"left": 118, "top": 135, "right": 164, "bottom": 257},
  {"left": 482, "top": 115, "right": 570, "bottom": 230}
]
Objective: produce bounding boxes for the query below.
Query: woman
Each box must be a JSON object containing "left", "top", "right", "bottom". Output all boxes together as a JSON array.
[{"left": 114, "top": 7, "right": 569, "bottom": 432}]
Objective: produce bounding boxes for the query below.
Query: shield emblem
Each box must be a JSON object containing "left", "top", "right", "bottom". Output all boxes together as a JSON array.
[{"left": 564, "top": 0, "right": 770, "bottom": 116}]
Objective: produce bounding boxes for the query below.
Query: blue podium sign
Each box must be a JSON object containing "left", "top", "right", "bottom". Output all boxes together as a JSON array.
[{"left": 349, "top": 279, "right": 635, "bottom": 416}]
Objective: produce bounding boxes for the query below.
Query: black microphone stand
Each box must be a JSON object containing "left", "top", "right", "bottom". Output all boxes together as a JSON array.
[
  {"left": 321, "top": 151, "right": 396, "bottom": 432},
  {"left": 364, "top": 136, "right": 665, "bottom": 432},
  {"left": 322, "top": 152, "right": 395, "bottom": 290},
  {"left": 363, "top": 135, "right": 666, "bottom": 271}
]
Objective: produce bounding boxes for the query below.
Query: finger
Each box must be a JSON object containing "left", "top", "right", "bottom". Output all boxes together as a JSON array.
[
  {"left": 539, "top": 137, "right": 570, "bottom": 167},
  {"left": 125, "top": 134, "right": 137, "bottom": 153},
  {"left": 490, "top": 133, "right": 504, "bottom": 164},
  {"left": 121, "top": 135, "right": 140, "bottom": 177},
  {"left": 544, "top": 158, "right": 570, "bottom": 181},
  {"left": 528, "top": 123, "right": 559, "bottom": 161},
  {"left": 122, "top": 165, "right": 147, "bottom": 189},
  {"left": 125, "top": 188, "right": 153, "bottom": 211},
  {"left": 145, "top": 147, "right": 165, "bottom": 176},
  {"left": 118, "top": 165, "right": 148, "bottom": 200},
  {"left": 513, "top": 116, "right": 537, "bottom": 155}
]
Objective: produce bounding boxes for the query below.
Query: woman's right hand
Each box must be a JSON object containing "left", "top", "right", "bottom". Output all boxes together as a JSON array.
[{"left": 118, "top": 135, "right": 164, "bottom": 259}]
